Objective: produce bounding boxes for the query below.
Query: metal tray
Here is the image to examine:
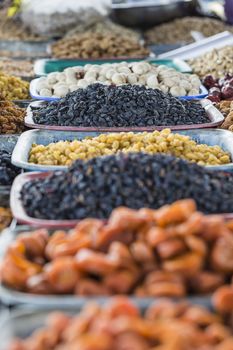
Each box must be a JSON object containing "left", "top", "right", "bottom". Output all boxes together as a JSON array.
[
  {"left": 0, "top": 283, "right": 212, "bottom": 309},
  {"left": 34, "top": 58, "right": 192, "bottom": 75},
  {"left": 24, "top": 99, "right": 223, "bottom": 132},
  {"left": 0, "top": 135, "right": 19, "bottom": 207},
  {"left": 30, "top": 77, "right": 208, "bottom": 102},
  {"left": 11, "top": 128, "right": 232, "bottom": 173}
]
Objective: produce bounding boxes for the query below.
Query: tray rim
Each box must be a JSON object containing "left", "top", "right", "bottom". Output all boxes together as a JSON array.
[
  {"left": 0, "top": 283, "right": 212, "bottom": 308},
  {"left": 24, "top": 98, "right": 222, "bottom": 133},
  {"left": 29, "top": 77, "right": 208, "bottom": 102},
  {"left": 10, "top": 169, "right": 233, "bottom": 228}
]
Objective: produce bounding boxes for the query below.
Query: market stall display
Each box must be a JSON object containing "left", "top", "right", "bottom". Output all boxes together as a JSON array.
[
  {"left": 17, "top": 153, "right": 233, "bottom": 221},
  {"left": 51, "top": 33, "right": 149, "bottom": 60},
  {"left": 0, "top": 100, "right": 26, "bottom": 134},
  {"left": 5, "top": 298, "right": 233, "bottom": 350},
  {"left": 0, "top": 72, "right": 29, "bottom": 100},
  {"left": 2, "top": 0, "right": 233, "bottom": 343},
  {"left": 28, "top": 129, "right": 230, "bottom": 166},
  {"left": 1, "top": 199, "right": 233, "bottom": 298},
  {"left": 145, "top": 17, "right": 233, "bottom": 45},
  {"left": 188, "top": 46, "right": 233, "bottom": 79},
  {"left": 32, "top": 62, "right": 203, "bottom": 99}
]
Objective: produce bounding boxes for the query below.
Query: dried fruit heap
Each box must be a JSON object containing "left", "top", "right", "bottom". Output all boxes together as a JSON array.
[
  {"left": 29, "top": 129, "right": 230, "bottom": 166},
  {"left": 33, "top": 84, "right": 207, "bottom": 127},
  {"left": 0, "top": 71, "right": 29, "bottom": 100},
  {"left": 7, "top": 297, "right": 233, "bottom": 350},
  {"left": 2, "top": 200, "right": 233, "bottom": 300},
  {"left": 20, "top": 153, "right": 233, "bottom": 220},
  {"left": 0, "top": 100, "right": 25, "bottom": 134},
  {"left": 0, "top": 149, "right": 21, "bottom": 186},
  {"left": 0, "top": 207, "right": 12, "bottom": 233}
]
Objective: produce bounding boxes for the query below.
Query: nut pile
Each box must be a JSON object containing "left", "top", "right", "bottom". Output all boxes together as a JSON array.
[
  {"left": 29, "top": 129, "right": 230, "bottom": 166},
  {"left": 0, "top": 207, "right": 12, "bottom": 233},
  {"left": 33, "top": 84, "right": 208, "bottom": 128},
  {"left": 0, "top": 150, "right": 21, "bottom": 186},
  {"left": 145, "top": 17, "right": 233, "bottom": 44},
  {"left": 7, "top": 298, "right": 233, "bottom": 350},
  {"left": 188, "top": 46, "right": 233, "bottom": 79},
  {"left": 2, "top": 199, "right": 233, "bottom": 300},
  {"left": 51, "top": 32, "right": 150, "bottom": 59},
  {"left": 0, "top": 100, "right": 25, "bottom": 134},
  {"left": 0, "top": 58, "right": 34, "bottom": 78},
  {"left": 0, "top": 72, "right": 29, "bottom": 100},
  {"left": 65, "top": 18, "right": 140, "bottom": 42},
  {"left": 20, "top": 153, "right": 233, "bottom": 220},
  {"left": 216, "top": 100, "right": 233, "bottom": 131},
  {"left": 204, "top": 74, "right": 233, "bottom": 103},
  {"left": 36, "top": 62, "right": 201, "bottom": 98}
]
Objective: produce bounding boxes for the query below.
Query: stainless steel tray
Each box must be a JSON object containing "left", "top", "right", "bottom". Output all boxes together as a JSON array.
[
  {"left": 24, "top": 99, "right": 223, "bottom": 132},
  {"left": 11, "top": 129, "right": 233, "bottom": 172},
  {"left": 0, "top": 135, "right": 19, "bottom": 206}
]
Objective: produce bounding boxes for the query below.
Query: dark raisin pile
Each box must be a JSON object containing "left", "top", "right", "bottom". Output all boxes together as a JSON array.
[
  {"left": 20, "top": 153, "right": 233, "bottom": 220},
  {"left": 0, "top": 150, "right": 20, "bottom": 186},
  {"left": 33, "top": 84, "right": 209, "bottom": 127}
]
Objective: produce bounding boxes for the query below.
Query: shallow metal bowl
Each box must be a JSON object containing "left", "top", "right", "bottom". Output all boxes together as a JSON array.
[{"left": 111, "top": 0, "right": 198, "bottom": 28}]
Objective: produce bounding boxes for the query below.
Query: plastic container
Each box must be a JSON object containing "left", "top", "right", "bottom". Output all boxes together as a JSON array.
[
  {"left": 24, "top": 98, "right": 224, "bottom": 132},
  {"left": 34, "top": 58, "right": 192, "bottom": 75},
  {"left": 30, "top": 77, "right": 208, "bottom": 102},
  {"left": 0, "top": 135, "right": 19, "bottom": 207}
]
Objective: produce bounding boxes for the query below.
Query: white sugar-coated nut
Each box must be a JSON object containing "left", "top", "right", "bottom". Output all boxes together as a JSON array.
[
  {"left": 131, "top": 62, "right": 146, "bottom": 75},
  {"left": 69, "top": 85, "right": 78, "bottom": 92},
  {"left": 163, "top": 79, "right": 176, "bottom": 88},
  {"left": 47, "top": 72, "right": 57, "bottom": 84},
  {"left": 179, "top": 80, "right": 192, "bottom": 91},
  {"left": 88, "top": 65, "right": 100, "bottom": 73},
  {"left": 56, "top": 72, "right": 66, "bottom": 82},
  {"left": 127, "top": 73, "right": 138, "bottom": 84},
  {"left": 54, "top": 85, "right": 69, "bottom": 97},
  {"left": 98, "top": 75, "right": 107, "bottom": 82},
  {"left": 160, "top": 85, "right": 169, "bottom": 93},
  {"left": 84, "top": 64, "right": 92, "bottom": 72},
  {"left": 39, "top": 88, "right": 52, "bottom": 97},
  {"left": 119, "top": 61, "right": 128, "bottom": 66},
  {"left": 138, "top": 76, "right": 146, "bottom": 85},
  {"left": 112, "top": 73, "right": 127, "bottom": 85},
  {"left": 77, "top": 79, "right": 89, "bottom": 88},
  {"left": 37, "top": 81, "right": 49, "bottom": 92},
  {"left": 188, "top": 89, "right": 200, "bottom": 96},
  {"left": 85, "top": 71, "right": 97, "bottom": 79},
  {"left": 100, "top": 66, "right": 110, "bottom": 77},
  {"left": 106, "top": 69, "right": 117, "bottom": 80},
  {"left": 147, "top": 75, "right": 159, "bottom": 88},
  {"left": 117, "top": 66, "right": 131, "bottom": 75},
  {"left": 85, "top": 76, "right": 96, "bottom": 84},
  {"left": 156, "top": 65, "right": 167, "bottom": 73},
  {"left": 170, "top": 86, "right": 186, "bottom": 96},
  {"left": 66, "top": 77, "right": 78, "bottom": 85}
]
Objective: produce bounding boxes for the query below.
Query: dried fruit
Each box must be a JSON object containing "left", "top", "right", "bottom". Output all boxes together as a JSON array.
[
  {"left": 20, "top": 153, "right": 233, "bottom": 220},
  {"left": 33, "top": 84, "right": 207, "bottom": 128}
]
